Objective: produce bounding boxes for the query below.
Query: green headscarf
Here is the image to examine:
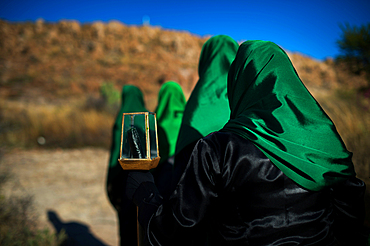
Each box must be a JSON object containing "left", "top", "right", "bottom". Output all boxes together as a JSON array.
[
  {"left": 107, "top": 85, "right": 147, "bottom": 185},
  {"left": 155, "top": 81, "right": 186, "bottom": 162},
  {"left": 222, "top": 40, "right": 355, "bottom": 191},
  {"left": 175, "top": 35, "right": 239, "bottom": 155}
]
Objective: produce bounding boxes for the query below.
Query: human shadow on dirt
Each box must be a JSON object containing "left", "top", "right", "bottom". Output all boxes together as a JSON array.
[{"left": 48, "top": 210, "right": 107, "bottom": 246}]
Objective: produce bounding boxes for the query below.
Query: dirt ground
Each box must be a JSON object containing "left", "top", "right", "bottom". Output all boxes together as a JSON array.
[
  {"left": 0, "top": 147, "right": 119, "bottom": 246},
  {"left": 1, "top": 147, "right": 369, "bottom": 245}
]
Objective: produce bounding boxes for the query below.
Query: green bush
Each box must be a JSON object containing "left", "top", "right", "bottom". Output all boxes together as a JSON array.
[
  {"left": 336, "top": 23, "right": 370, "bottom": 90},
  {"left": 99, "top": 82, "right": 120, "bottom": 106}
]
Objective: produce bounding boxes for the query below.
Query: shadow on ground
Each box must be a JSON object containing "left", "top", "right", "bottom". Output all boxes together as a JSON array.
[{"left": 48, "top": 210, "right": 108, "bottom": 246}]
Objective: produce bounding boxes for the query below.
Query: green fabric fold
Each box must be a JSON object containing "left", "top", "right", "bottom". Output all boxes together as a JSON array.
[
  {"left": 222, "top": 40, "right": 355, "bottom": 191},
  {"left": 175, "top": 35, "right": 239, "bottom": 155},
  {"left": 155, "top": 81, "right": 186, "bottom": 162}
]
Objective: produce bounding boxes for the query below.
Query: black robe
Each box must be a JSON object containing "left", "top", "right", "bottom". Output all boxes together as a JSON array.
[{"left": 141, "top": 132, "right": 366, "bottom": 245}]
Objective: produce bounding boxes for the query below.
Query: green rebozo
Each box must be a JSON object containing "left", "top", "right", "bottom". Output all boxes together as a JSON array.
[
  {"left": 175, "top": 35, "right": 239, "bottom": 155},
  {"left": 222, "top": 40, "right": 355, "bottom": 191},
  {"left": 155, "top": 81, "right": 186, "bottom": 162}
]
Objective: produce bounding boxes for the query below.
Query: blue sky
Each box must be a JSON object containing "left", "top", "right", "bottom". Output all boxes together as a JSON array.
[{"left": 1, "top": 0, "right": 369, "bottom": 61}]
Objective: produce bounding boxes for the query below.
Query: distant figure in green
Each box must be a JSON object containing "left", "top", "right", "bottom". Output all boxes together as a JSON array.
[
  {"left": 153, "top": 81, "right": 186, "bottom": 200},
  {"left": 106, "top": 85, "right": 147, "bottom": 246}
]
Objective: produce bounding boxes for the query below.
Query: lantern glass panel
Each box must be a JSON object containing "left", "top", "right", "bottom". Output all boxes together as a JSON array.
[
  {"left": 149, "top": 113, "right": 158, "bottom": 158},
  {"left": 121, "top": 113, "right": 147, "bottom": 159}
]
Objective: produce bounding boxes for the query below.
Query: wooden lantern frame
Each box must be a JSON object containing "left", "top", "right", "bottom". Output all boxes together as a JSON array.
[{"left": 118, "top": 112, "right": 161, "bottom": 170}]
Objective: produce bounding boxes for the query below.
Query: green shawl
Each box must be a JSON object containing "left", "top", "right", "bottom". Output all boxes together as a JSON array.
[
  {"left": 107, "top": 85, "right": 147, "bottom": 184},
  {"left": 175, "top": 35, "right": 239, "bottom": 155},
  {"left": 155, "top": 81, "right": 186, "bottom": 162},
  {"left": 222, "top": 40, "right": 355, "bottom": 191}
]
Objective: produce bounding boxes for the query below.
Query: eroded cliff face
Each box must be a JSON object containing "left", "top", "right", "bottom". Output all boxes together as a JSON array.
[
  {"left": 0, "top": 19, "right": 206, "bottom": 108},
  {"left": 0, "top": 19, "right": 367, "bottom": 110}
]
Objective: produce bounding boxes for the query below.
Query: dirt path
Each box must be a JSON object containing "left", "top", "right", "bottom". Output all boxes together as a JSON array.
[
  {"left": 0, "top": 147, "right": 119, "bottom": 246},
  {"left": 2, "top": 147, "right": 369, "bottom": 245}
]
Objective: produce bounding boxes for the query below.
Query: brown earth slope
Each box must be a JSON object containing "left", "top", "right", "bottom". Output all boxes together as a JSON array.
[{"left": 1, "top": 19, "right": 367, "bottom": 110}]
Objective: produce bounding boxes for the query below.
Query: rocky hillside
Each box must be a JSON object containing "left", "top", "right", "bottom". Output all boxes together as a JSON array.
[{"left": 0, "top": 19, "right": 367, "bottom": 111}]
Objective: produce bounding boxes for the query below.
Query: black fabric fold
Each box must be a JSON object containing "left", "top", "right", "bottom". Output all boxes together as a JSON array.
[{"left": 147, "top": 132, "right": 365, "bottom": 245}]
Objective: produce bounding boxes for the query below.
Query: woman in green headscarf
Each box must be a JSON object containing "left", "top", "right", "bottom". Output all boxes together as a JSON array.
[
  {"left": 125, "top": 40, "right": 366, "bottom": 245},
  {"left": 156, "top": 81, "right": 186, "bottom": 163},
  {"left": 106, "top": 84, "right": 147, "bottom": 246},
  {"left": 175, "top": 35, "right": 239, "bottom": 155},
  {"left": 222, "top": 40, "right": 356, "bottom": 191},
  {"left": 173, "top": 35, "right": 239, "bottom": 186},
  {"left": 153, "top": 81, "right": 186, "bottom": 200}
]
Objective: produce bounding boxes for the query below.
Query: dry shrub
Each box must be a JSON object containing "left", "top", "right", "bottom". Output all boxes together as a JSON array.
[
  {"left": 315, "top": 90, "right": 370, "bottom": 182},
  {"left": 0, "top": 100, "right": 114, "bottom": 149},
  {"left": 0, "top": 169, "right": 67, "bottom": 245}
]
